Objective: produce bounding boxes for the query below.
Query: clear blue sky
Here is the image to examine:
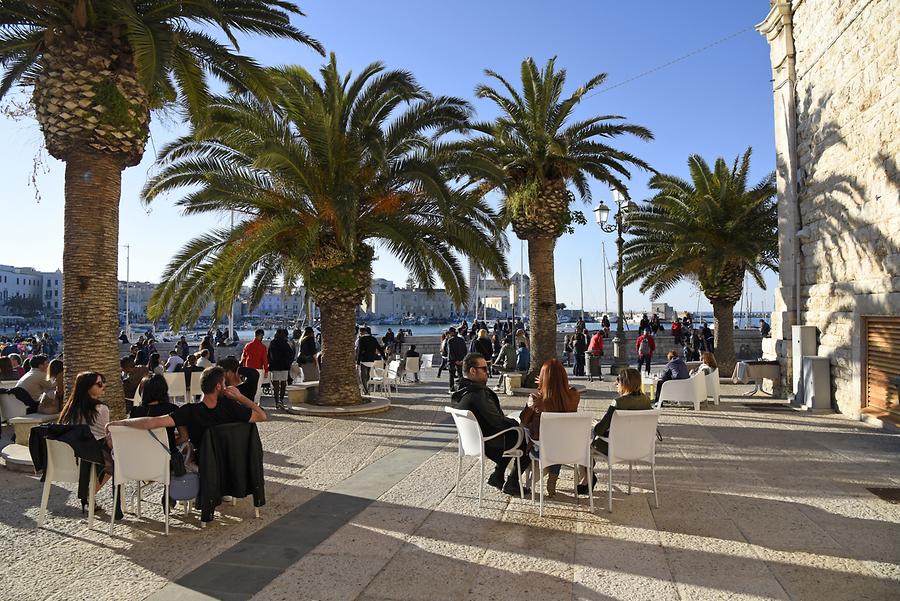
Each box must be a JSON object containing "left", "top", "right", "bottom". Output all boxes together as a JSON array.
[{"left": 0, "top": 1, "right": 778, "bottom": 315}]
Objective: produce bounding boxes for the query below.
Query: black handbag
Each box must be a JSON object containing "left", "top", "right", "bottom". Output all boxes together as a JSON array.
[{"left": 148, "top": 430, "right": 187, "bottom": 477}]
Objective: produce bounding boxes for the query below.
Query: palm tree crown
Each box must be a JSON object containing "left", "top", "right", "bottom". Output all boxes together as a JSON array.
[
  {"left": 460, "top": 56, "right": 654, "bottom": 237},
  {"left": 621, "top": 147, "right": 777, "bottom": 371},
  {"left": 143, "top": 56, "right": 509, "bottom": 405}
]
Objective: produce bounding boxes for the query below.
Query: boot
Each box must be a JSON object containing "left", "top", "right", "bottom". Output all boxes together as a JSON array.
[{"left": 546, "top": 472, "right": 558, "bottom": 497}]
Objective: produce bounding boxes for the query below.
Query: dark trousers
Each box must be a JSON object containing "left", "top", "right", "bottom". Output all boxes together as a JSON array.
[
  {"left": 448, "top": 361, "right": 462, "bottom": 391},
  {"left": 484, "top": 430, "right": 527, "bottom": 482},
  {"left": 655, "top": 375, "right": 672, "bottom": 401},
  {"left": 358, "top": 364, "right": 371, "bottom": 394},
  {"left": 638, "top": 355, "right": 652, "bottom": 374},
  {"left": 437, "top": 357, "right": 448, "bottom": 378},
  {"left": 573, "top": 355, "right": 585, "bottom": 376}
]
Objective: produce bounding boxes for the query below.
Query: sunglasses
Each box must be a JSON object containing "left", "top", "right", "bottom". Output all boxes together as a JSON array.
[{"left": 472, "top": 365, "right": 489, "bottom": 372}]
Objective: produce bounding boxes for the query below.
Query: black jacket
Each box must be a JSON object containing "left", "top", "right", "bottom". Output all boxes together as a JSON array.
[
  {"left": 29, "top": 423, "right": 105, "bottom": 502},
  {"left": 298, "top": 336, "right": 318, "bottom": 361},
  {"left": 356, "top": 335, "right": 384, "bottom": 363},
  {"left": 0, "top": 386, "right": 38, "bottom": 413},
  {"left": 470, "top": 337, "right": 493, "bottom": 360},
  {"left": 198, "top": 422, "right": 266, "bottom": 522},
  {"left": 450, "top": 378, "right": 517, "bottom": 445},
  {"left": 267, "top": 337, "right": 295, "bottom": 371},
  {"left": 445, "top": 336, "right": 468, "bottom": 362}
]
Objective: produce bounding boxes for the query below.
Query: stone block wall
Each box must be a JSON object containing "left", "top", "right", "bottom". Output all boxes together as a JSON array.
[{"left": 785, "top": 0, "right": 899, "bottom": 416}]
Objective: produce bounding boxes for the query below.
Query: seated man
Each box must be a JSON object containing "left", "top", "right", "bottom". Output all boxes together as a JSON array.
[
  {"left": 165, "top": 349, "right": 184, "bottom": 373},
  {"left": 196, "top": 349, "right": 213, "bottom": 368},
  {"left": 13, "top": 354, "right": 54, "bottom": 411},
  {"left": 655, "top": 350, "right": 690, "bottom": 400},
  {"left": 120, "top": 355, "right": 149, "bottom": 405},
  {"left": 107, "top": 365, "right": 266, "bottom": 453},
  {"left": 451, "top": 352, "right": 528, "bottom": 496},
  {"left": 217, "top": 356, "right": 260, "bottom": 402}
]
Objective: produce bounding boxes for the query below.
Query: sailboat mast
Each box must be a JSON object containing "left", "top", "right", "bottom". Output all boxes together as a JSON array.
[{"left": 579, "top": 258, "right": 584, "bottom": 320}]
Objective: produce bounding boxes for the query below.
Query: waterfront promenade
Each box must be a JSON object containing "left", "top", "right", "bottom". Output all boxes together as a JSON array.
[{"left": 1, "top": 372, "right": 898, "bottom": 600}]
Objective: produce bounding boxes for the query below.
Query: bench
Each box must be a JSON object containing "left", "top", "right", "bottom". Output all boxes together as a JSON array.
[{"left": 287, "top": 381, "right": 319, "bottom": 406}]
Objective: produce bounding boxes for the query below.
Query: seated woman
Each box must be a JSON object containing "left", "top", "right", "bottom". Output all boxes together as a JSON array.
[
  {"left": 129, "top": 374, "right": 184, "bottom": 454},
  {"left": 148, "top": 352, "right": 164, "bottom": 375},
  {"left": 519, "top": 359, "right": 580, "bottom": 497},
  {"left": 578, "top": 368, "right": 651, "bottom": 494},
  {"left": 38, "top": 358, "right": 64, "bottom": 414},
  {"left": 690, "top": 351, "right": 718, "bottom": 376},
  {"left": 58, "top": 371, "right": 122, "bottom": 519}
]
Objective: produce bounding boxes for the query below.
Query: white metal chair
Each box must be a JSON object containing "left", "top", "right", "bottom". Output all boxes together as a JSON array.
[
  {"left": 705, "top": 368, "right": 721, "bottom": 406},
  {"left": 163, "top": 372, "right": 188, "bottom": 404},
  {"left": 593, "top": 409, "right": 661, "bottom": 513},
  {"left": 403, "top": 356, "right": 421, "bottom": 383},
  {"left": 530, "top": 412, "right": 594, "bottom": 516},
  {"left": 444, "top": 407, "right": 524, "bottom": 507},
  {"left": 656, "top": 373, "right": 707, "bottom": 411},
  {"left": 38, "top": 439, "right": 99, "bottom": 528},
  {"left": 0, "top": 391, "right": 28, "bottom": 439},
  {"left": 108, "top": 426, "right": 171, "bottom": 535}
]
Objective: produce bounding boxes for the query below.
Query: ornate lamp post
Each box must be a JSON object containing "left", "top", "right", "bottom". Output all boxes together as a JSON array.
[{"left": 593, "top": 189, "right": 630, "bottom": 375}]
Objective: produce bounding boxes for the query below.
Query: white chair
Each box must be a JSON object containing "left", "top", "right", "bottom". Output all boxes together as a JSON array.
[
  {"left": 130, "top": 383, "right": 143, "bottom": 407},
  {"left": 593, "top": 409, "right": 661, "bottom": 513},
  {"left": 420, "top": 353, "right": 434, "bottom": 372},
  {"left": 656, "top": 373, "right": 707, "bottom": 411},
  {"left": 530, "top": 412, "right": 594, "bottom": 516},
  {"left": 108, "top": 426, "right": 171, "bottom": 535},
  {"left": 403, "top": 356, "right": 421, "bottom": 383},
  {"left": 444, "top": 407, "right": 524, "bottom": 507},
  {"left": 367, "top": 360, "right": 388, "bottom": 397},
  {"left": 0, "top": 391, "right": 29, "bottom": 439},
  {"left": 705, "top": 368, "right": 721, "bottom": 406},
  {"left": 385, "top": 360, "right": 402, "bottom": 394},
  {"left": 38, "top": 439, "right": 99, "bottom": 529},
  {"left": 163, "top": 372, "right": 188, "bottom": 404}
]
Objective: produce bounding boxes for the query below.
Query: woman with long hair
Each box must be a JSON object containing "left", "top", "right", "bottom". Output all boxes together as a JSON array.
[
  {"left": 38, "top": 358, "right": 64, "bottom": 414},
  {"left": 148, "top": 352, "right": 163, "bottom": 375},
  {"left": 519, "top": 359, "right": 581, "bottom": 496},
  {"left": 298, "top": 326, "right": 319, "bottom": 382},
  {"left": 691, "top": 351, "right": 718, "bottom": 376},
  {"left": 57, "top": 371, "right": 122, "bottom": 518}
]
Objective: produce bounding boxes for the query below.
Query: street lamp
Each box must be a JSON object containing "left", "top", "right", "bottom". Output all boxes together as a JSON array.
[{"left": 593, "top": 188, "right": 630, "bottom": 375}]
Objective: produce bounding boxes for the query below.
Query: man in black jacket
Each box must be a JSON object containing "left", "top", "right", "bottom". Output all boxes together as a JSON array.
[
  {"left": 356, "top": 327, "right": 384, "bottom": 394},
  {"left": 444, "top": 327, "right": 468, "bottom": 392},
  {"left": 451, "top": 352, "right": 528, "bottom": 496}
]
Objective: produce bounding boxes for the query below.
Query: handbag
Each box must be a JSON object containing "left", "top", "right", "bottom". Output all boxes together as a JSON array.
[{"left": 148, "top": 430, "right": 186, "bottom": 477}]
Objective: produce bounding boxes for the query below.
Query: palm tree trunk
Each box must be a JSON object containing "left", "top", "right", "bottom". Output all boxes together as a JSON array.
[
  {"left": 315, "top": 299, "right": 363, "bottom": 406},
  {"left": 63, "top": 152, "right": 127, "bottom": 419},
  {"left": 712, "top": 300, "right": 737, "bottom": 376},
  {"left": 524, "top": 236, "right": 558, "bottom": 386}
]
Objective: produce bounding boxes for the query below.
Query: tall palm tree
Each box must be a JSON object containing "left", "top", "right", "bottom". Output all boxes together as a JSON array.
[
  {"left": 457, "top": 57, "right": 653, "bottom": 384},
  {"left": 142, "top": 56, "right": 509, "bottom": 406},
  {"left": 621, "top": 148, "right": 777, "bottom": 374},
  {"left": 0, "top": 1, "right": 322, "bottom": 415}
]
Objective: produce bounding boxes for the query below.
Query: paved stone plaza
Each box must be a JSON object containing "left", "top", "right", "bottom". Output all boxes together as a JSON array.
[{"left": 1, "top": 371, "right": 899, "bottom": 601}]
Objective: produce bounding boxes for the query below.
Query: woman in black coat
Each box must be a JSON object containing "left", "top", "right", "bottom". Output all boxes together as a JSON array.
[{"left": 267, "top": 329, "right": 295, "bottom": 409}]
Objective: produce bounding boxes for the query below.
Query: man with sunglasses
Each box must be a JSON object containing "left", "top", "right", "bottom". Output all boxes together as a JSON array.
[{"left": 451, "top": 352, "right": 528, "bottom": 496}]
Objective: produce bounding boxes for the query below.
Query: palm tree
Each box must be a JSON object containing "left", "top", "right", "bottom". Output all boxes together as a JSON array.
[
  {"left": 457, "top": 57, "right": 653, "bottom": 384},
  {"left": 142, "top": 56, "right": 509, "bottom": 406},
  {"left": 621, "top": 148, "right": 777, "bottom": 374},
  {"left": 0, "top": 1, "right": 322, "bottom": 415}
]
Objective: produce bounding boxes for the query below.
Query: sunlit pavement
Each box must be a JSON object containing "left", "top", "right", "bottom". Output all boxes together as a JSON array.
[{"left": 1, "top": 371, "right": 898, "bottom": 601}]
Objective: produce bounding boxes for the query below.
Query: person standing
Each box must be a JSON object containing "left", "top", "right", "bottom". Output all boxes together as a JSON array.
[
  {"left": 356, "top": 327, "right": 384, "bottom": 394},
  {"left": 572, "top": 332, "right": 587, "bottom": 376},
  {"left": 701, "top": 323, "right": 715, "bottom": 352},
  {"left": 635, "top": 329, "right": 656, "bottom": 375},
  {"left": 297, "top": 326, "right": 319, "bottom": 383},
  {"left": 671, "top": 319, "right": 683, "bottom": 346},
  {"left": 241, "top": 328, "right": 269, "bottom": 379},
  {"left": 445, "top": 327, "right": 468, "bottom": 393},
  {"left": 267, "top": 328, "right": 295, "bottom": 409}
]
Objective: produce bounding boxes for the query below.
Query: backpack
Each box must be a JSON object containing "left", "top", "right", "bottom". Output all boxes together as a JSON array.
[{"left": 638, "top": 337, "right": 650, "bottom": 355}]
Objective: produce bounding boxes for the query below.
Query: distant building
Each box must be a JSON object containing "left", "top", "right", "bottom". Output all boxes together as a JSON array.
[{"left": 0, "top": 264, "right": 62, "bottom": 316}]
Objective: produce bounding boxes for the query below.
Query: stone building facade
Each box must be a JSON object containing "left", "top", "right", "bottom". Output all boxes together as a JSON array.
[{"left": 757, "top": 0, "right": 899, "bottom": 419}]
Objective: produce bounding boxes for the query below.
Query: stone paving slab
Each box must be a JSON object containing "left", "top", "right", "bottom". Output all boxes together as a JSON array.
[{"left": 1, "top": 373, "right": 899, "bottom": 600}]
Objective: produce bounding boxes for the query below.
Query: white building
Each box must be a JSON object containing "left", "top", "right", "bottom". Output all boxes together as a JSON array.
[{"left": 0, "top": 264, "right": 62, "bottom": 316}]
